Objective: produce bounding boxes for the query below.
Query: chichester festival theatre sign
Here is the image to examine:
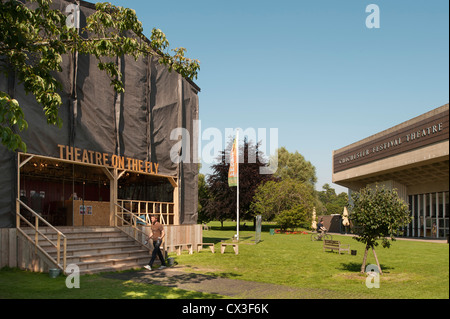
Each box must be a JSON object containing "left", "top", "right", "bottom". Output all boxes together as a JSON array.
[
  {"left": 333, "top": 111, "right": 449, "bottom": 173},
  {"left": 57, "top": 144, "right": 159, "bottom": 174}
]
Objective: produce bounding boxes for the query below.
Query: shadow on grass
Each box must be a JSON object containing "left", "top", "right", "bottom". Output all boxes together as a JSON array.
[
  {"left": 203, "top": 236, "right": 254, "bottom": 244},
  {"left": 203, "top": 237, "right": 228, "bottom": 244},
  {"left": 102, "top": 269, "right": 241, "bottom": 291},
  {"left": 338, "top": 262, "right": 393, "bottom": 273},
  {"left": 208, "top": 224, "right": 281, "bottom": 233}
]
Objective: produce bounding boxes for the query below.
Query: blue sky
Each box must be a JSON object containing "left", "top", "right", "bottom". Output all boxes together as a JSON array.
[{"left": 94, "top": 0, "right": 449, "bottom": 193}]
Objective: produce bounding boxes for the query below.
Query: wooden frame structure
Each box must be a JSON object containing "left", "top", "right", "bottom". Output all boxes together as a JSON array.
[
  {"left": 17, "top": 152, "right": 180, "bottom": 228},
  {"left": 14, "top": 152, "right": 181, "bottom": 272}
]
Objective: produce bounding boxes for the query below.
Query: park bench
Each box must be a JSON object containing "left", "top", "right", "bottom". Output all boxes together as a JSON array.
[
  {"left": 166, "top": 243, "right": 193, "bottom": 256},
  {"left": 323, "top": 239, "right": 350, "bottom": 254},
  {"left": 196, "top": 242, "right": 215, "bottom": 253},
  {"left": 220, "top": 243, "right": 239, "bottom": 255}
]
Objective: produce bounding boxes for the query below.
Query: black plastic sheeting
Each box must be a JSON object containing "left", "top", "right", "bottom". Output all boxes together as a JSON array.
[{"left": 0, "top": 0, "right": 199, "bottom": 227}]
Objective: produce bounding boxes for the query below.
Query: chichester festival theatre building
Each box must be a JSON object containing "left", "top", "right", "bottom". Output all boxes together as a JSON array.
[
  {"left": 333, "top": 104, "right": 449, "bottom": 239},
  {"left": 0, "top": 0, "right": 201, "bottom": 273}
]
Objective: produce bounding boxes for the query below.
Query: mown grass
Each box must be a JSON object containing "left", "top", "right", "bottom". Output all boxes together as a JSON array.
[
  {"left": 0, "top": 221, "right": 448, "bottom": 299},
  {"left": 0, "top": 267, "right": 225, "bottom": 299},
  {"left": 173, "top": 221, "right": 449, "bottom": 299}
]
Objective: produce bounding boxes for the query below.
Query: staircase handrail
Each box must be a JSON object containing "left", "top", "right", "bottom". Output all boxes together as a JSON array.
[
  {"left": 16, "top": 199, "right": 67, "bottom": 272},
  {"left": 114, "top": 203, "right": 153, "bottom": 252}
]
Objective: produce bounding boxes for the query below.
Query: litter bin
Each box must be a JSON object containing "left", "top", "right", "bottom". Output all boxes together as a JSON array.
[
  {"left": 270, "top": 229, "right": 275, "bottom": 235},
  {"left": 351, "top": 250, "right": 357, "bottom": 256},
  {"left": 49, "top": 268, "right": 61, "bottom": 278}
]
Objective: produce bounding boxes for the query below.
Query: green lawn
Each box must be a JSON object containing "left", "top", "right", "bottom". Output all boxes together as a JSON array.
[
  {"left": 0, "top": 221, "right": 448, "bottom": 299},
  {"left": 0, "top": 267, "right": 224, "bottom": 299},
  {"left": 174, "top": 221, "right": 449, "bottom": 299}
]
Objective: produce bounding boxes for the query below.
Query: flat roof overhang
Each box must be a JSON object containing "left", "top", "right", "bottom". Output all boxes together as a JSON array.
[
  {"left": 332, "top": 104, "right": 449, "bottom": 193},
  {"left": 332, "top": 140, "right": 449, "bottom": 192}
]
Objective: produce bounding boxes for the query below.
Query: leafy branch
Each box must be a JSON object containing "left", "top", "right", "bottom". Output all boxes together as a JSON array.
[{"left": 0, "top": 0, "right": 200, "bottom": 152}]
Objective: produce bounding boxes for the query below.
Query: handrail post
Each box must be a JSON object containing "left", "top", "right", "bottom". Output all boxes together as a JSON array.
[
  {"left": 17, "top": 198, "right": 67, "bottom": 273},
  {"left": 133, "top": 215, "right": 137, "bottom": 240},
  {"left": 35, "top": 216, "right": 39, "bottom": 249},
  {"left": 63, "top": 237, "right": 67, "bottom": 272},
  {"left": 16, "top": 199, "right": 21, "bottom": 230},
  {"left": 57, "top": 233, "right": 61, "bottom": 267}
]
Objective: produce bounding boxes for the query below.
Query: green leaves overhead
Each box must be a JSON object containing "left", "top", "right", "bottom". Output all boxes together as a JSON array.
[
  {"left": 0, "top": 0, "right": 200, "bottom": 152},
  {"left": 0, "top": 92, "right": 28, "bottom": 152}
]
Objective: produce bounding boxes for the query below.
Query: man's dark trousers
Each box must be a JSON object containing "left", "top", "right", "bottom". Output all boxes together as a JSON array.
[{"left": 149, "top": 239, "right": 166, "bottom": 267}]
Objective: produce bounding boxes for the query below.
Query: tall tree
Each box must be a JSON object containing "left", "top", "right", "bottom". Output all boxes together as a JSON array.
[
  {"left": 273, "top": 147, "right": 317, "bottom": 185},
  {"left": 349, "top": 185, "right": 411, "bottom": 274},
  {"left": 0, "top": 0, "right": 200, "bottom": 152},
  {"left": 317, "top": 183, "right": 348, "bottom": 215},
  {"left": 204, "top": 138, "right": 273, "bottom": 226},
  {"left": 251, "top": 178, "right": 316, "bottom": 231}
]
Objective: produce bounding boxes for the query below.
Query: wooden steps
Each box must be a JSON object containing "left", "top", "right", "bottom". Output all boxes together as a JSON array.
[{"left": 21, "top": 226, "right": 153, "bottom": 274}]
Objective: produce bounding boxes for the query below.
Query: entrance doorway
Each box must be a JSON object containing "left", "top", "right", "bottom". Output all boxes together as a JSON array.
[{"left": 408, "top": 191, "right": 449, "bottom": 238}]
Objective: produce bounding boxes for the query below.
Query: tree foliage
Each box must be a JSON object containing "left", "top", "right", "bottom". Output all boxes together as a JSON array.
[
  {"left": 250, "top": 147, "right": 317, "bottom": 230},
  {"left": 273, "top": 146, "right": 317, "bottom": 185},
  {"left": 251, "top": 178, "right": 316, "bottom": 231},
  {"left": 0, "top": 0, "right": 200, "bottom": 152},
  {"left": 317, "top": 183, "right": 348, "bottom": 215},
  {"left": 349, "top": 185, "right": 411, "bottom": 273},
  {"left": 204, "top": 139, "right": 273, "bottom": 225},
  {"left": 197, "top": 168, "right": 210, "bottom": 224}
]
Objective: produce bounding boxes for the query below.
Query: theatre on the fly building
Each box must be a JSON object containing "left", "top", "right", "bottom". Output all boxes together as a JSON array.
[
  {"left": 333, "top": 104, "right": 449, "bottom": 239},
  {"left": 0, "top": 0, "right": 201, "bottom": 273}
]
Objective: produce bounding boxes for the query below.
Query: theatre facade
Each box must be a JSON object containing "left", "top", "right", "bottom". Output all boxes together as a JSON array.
[
  {"left": 333, "top": 104, "right": 449, "bottom": 239},
  {"left": 0, "top": 1, "right": 201, "bottom": 272}
]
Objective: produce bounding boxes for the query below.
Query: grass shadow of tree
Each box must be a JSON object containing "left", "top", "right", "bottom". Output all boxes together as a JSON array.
[{"left": 338, "top": 262, "right": 394, "bottom": 273}]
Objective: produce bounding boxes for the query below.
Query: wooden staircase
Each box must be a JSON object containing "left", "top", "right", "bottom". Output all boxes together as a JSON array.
[{"left": 22, "top": 226, "right": 153, "bottom": 274}]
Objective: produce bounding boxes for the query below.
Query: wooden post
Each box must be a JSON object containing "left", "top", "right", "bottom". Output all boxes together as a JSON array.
[
  {"left": 35, "top": 216, "right": 39, "bottom": 252},
  {"left": 17, "top": 154, "right": 20, "bottom": 229},
  {"left": 172, "top": 178, "right": 179, "bottom": 225},
  {"left": 361, "top": 245, "right": 369, "bottom": 273},
  {"left": 372, "top": 246, "right": 383, "bottom": 275},
  {"left": 63, "top": 237, "right": 67, "bottom": 273},
  {"left": 360, "top": 245, "right": 383, "bottom": 275},
  {"left": 111, "top": 169, "right": 117, "bottom": 227},
  {"left": 57, "top": 233, "right": 61, "bottom": 266},
  {"left": 16, "top": 200, "right": 20, "bottom": 230},
  {"left": 101, "top": 167, "right": 115, "bottom": 227}
]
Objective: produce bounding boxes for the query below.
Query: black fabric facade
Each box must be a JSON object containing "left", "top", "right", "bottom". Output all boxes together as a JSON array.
[{"left": 0, "top": 0, "right": 200, "bottom": 227}]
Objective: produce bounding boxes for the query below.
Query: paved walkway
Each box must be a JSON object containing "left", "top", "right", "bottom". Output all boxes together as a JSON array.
[{"left": 103, "top": 266, "right": 365, "bottom": 299}]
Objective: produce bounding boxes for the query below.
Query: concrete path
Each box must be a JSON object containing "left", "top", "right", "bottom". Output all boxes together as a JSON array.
[{"left": 102, "top": 266, "right": 365, "bottom": 299}]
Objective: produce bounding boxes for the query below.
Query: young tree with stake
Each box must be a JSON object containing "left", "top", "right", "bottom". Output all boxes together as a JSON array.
[{"left": 349, "top": 185, "right": 411, "bottom": 274}]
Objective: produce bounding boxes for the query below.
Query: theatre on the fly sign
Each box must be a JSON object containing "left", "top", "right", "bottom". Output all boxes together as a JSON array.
[
  {"left": 0, "top": 0, "right": 202, "bottom": 273},
  {"left": 333, "top": 104, "right": 449, "bottom": 239}
]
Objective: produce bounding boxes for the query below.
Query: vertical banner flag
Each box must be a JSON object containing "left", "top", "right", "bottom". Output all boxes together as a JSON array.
[
  {"left": 228, "top": 131, "right": 240, "bottom": 240},
  {"left": 228, "top": 136, "right": 238, "bottom": 187}
]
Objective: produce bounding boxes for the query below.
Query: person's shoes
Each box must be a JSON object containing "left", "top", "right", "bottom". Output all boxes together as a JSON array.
[
  {"left": 159, "top": 265, "right": 166, "bottom": 270},
  {"left": 144, "top": 265, "right": 152, "bottom": 271}
]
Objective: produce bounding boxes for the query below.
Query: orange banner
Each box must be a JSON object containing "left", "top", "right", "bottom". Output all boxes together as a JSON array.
[{"left": 228, "top": 137, "right": 238, "bottom": 187}]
